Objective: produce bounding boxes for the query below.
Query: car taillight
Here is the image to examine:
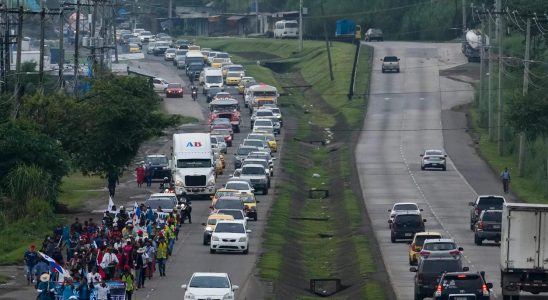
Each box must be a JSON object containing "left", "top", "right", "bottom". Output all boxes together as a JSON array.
[
  {"left": 482, "top": 283, "right": 489, "bottom": 295},
  {"left": 434, "top": 284, "right": 442, "bottom": 296},
  {"left": 449, "top": 250, "right": 460, "bottom": 256},
  {"left": 419, "top": 250, "right": 430, "bottom": 257},
  {"left": 477, "top": 221, "right": 484, "bottom": 230}
]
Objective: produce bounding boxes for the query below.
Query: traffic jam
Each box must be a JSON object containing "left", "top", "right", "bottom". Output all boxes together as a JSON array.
[{"left": 146, "top": 39, "right": 281, "bottom": 299}]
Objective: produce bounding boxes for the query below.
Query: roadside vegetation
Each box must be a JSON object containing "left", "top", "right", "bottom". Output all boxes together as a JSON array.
[
  {"left": 0, "top": 70, "right": 184, "bottom": 264},
  {"left": 470, "top": 2, "right": 548, "bottom": 202},
  {"left": 196, "top": 37, "right": 388, "bottom": 298}
]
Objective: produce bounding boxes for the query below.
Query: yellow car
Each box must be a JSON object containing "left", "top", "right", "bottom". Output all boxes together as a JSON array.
[
  {"left": 201, "top": 49, "right": 210, "bottom": 60},
  {"left": 408, "top": 231, "right": 442, "bottom": 265},
  {"left": 225, "top": 71, "right": 242, "bottom": 85},
  {"left": 211, "top": 58, "right": 224, "bottom": 69},
  {"left": 188, "top": 45, "right": 200, "bottom": 52},
  {"left": 239, "top": 192, "right": 258, "bottom": 221},
  {"left": 202, "top": 213, "right": 235, "bottom": 245},
  {"left": 129, "top": 43, "right": 140, "bottom": 53},
  {"left": 238, "top": 77, "right": 255, "bottom": 94},
  {"left": 252, "top": 131, "right": 277, "bottom": 153},
  {"left": 210, "top": 188, "right": 240, "bottom": 206}
]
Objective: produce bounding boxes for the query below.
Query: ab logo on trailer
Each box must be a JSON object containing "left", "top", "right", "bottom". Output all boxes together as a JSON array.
[{"left": 186, "top": 141, "right": 202, "bottom": 147}]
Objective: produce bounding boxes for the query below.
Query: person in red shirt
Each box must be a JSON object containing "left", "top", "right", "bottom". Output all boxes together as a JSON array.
[{"left": 135, "top": 165, "right": 145, "bottom": 188}]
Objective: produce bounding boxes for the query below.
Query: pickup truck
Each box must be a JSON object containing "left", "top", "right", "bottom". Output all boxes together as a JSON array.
[
  {"left": 381, "top": 56, "right": 400, "bottom": 73},
  {"left": 232, "top": 164, "right": 269, "bottom": 195}
]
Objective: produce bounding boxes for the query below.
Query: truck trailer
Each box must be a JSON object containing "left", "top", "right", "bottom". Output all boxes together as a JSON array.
[
  {"left": 501, "top": 203, "right": 548, "bottom": 299},
  {"left": 462, "top": 29, "right": 489, "bottom": 62}
]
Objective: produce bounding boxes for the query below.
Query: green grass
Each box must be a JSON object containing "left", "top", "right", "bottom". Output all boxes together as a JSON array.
[
  {"left": 0, "top": 274, "right": 10, "bottom": 284},
  {"left": 57, "top": 173, "right": 104, "bottom": 209},
  {"left": 470, "top": 109, "right": 547, "bottom": 203}
]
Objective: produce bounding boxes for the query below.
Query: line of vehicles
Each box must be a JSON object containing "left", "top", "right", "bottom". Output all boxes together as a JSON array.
[
  {"left": 141, "top": 39, "right": 284, "bottom": 299},
  {"left": 388, "top": 158, "right": 548, "bottom": 299}
]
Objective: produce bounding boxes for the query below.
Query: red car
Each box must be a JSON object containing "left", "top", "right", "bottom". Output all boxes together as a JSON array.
[{"left": 166, "top": 83, "right": 184, "bottom": 98}]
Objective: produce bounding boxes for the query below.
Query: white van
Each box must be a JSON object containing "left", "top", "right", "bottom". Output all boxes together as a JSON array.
[
  {"left": 202, "top": 68, "right": 224, "bottom": 94},
  {"left": 274, "top": 20, "right": 299, "bottom": 38},
  {"left": 171, "top": 133, "right": 216, "bottom": 198}
]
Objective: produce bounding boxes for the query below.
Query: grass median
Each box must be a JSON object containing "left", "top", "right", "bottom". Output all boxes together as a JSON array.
[{"left": 195, "top": 37, "right": 386, "bottom": 298}]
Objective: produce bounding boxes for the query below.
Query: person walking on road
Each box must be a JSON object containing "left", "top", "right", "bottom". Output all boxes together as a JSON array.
[
  {"left": 156, "top": 236, "right": 167, "bottom": 277},
  {"left": 107, "top": 170, "right": 119, "bottom": 198},
  {"left": 500, "top": 167, "right": 511, "bottom": 194},
  {"left": 24, "top": 244, "right": 39, "bottom": 284},
  {"left": 121, "top": 266, "right": 135, "bottom": 300},
  {"left": 135, "top": 165, "right": 145, "bottom": 188},
  {"left": 144, "top": 163, "right": 153, "bottom": 188},
  {"left": 95, "top": 281, "right": 110, "bottom": 300},
  {"left": 36, "top": 272, "right": 55, "bottom": 300}
]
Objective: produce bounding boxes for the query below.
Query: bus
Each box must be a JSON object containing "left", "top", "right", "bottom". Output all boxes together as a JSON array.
[{"left": 274, "top": 20, "right": 299, "bottom": 39}]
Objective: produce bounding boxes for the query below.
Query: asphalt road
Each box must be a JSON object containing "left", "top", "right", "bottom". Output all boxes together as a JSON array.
[
  {"left": 355, "top": 41, "right": 543, "bottom": 300},
  {"left": 130, "top": 50, "right": 278, "bottom": 300}
]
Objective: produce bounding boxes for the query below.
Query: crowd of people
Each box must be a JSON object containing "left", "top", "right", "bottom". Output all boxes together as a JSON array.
[{"left": 24, "top": 203, "right": 185, "bottom": 300}]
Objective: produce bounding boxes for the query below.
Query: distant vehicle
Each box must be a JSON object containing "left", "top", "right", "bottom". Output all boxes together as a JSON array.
[
  {"left": 164, "top": 48, "right": 176, "bottom": 61},
  {"left": 410, "top": 257, "right": 467, "bottom": 300},
  {"left": 152, "top": 77, "right": 169, "bottom": 92},
  {"left": 500, "top": 203, "right": 548, "bottom": 298},
  {"left": 420, "top": 149, "right": 447, "bottom": 171},
  {"left": 165, "top": 83, "right": 184, "bottom": 98},
  {"left": 381, "top": 56, "right": 400, "bottom": 73},
  {"left": 335, "top": 19, "right": 361, "bottom": 42},
  {"left": 139, "top": 31, "right": 155, "bottom": 43},
  {"left": 144, "top": 193, "right": 178, "bottom": 214},
  {"left": 473, "top": 209, "right": 502, "bottom": 245},
  {"left": 468, "top": 195, "right": 505, "bottom": 230},
  {"left": 462, "top": 29, "right": 489, "bottom": 63},
  {"left": 181, "top": 272, "right": 239, "bottom": 299},
  {"left": 209, "top": 220, "right": 250, "bottom": 254},
  {"left": 419, "top": 238, "right": 463, "bottom": 261},
  {"left": 143, "top": 154, "right": 171, "bottom": 180},
  {"left": 202, "top": 214, "right": 235, "bottom": 245},
  {"left": 132, "top": 28, "right": 145, "bottom": 37},
  {"left": 388, "top": 202, "right": 423, "bottom": 228},
  {"left": 408, "top": 232, "right": 442, "bottom": 266},
  {"left": 434, "top": 271, "right": 492, "bottom": 299},
  {"left": 152, "top": 42, "right": 170, "bottom": 56},
  {"left": 129, "top": 43, "right": 140, "bottom": 53},
  {"left": 364, "top": 28, "right": 383, "bottom": 41},
  {"left": 389, "top": 212, "right": 426, "bottom": 243},
  {"left": 274, "top": 20, "right": 299, "bottom": 38}
]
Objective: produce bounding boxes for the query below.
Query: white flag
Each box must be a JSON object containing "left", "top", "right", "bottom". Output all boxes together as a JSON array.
[{"left": 108, "top": 196, "right": 115, "bottom": 212}]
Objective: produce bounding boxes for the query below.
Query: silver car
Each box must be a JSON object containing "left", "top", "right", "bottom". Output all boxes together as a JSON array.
[
  {"left": 419, "top": 238, "right": 463, "bottom": 261},
  {"left": 211, "top": 135, "right": 227, "bottom": 154},
  {"left": 420, "top": 149, "right": 447, "bottom": 171}
]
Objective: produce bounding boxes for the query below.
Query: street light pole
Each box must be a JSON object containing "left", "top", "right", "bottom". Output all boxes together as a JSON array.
[{"left": 299, "top": 0, "right": 303, "bottom": 52}]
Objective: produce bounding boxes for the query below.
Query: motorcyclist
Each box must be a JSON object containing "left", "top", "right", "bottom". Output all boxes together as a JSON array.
[
  {"left": 159, "top": 177, "right": 170, "bottom": 192},
  {"left": 191, "top": 86, "right": 198, "bottom": 101},
  {"left": 181, "top": 199, "right": 192, "bottom": 224}
]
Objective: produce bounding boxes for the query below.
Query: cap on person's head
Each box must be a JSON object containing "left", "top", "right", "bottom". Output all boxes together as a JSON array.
[
  {"left": 30, "top": 244, "right": 36, "bottom": 249},
  {"left": 137, "top": 230, "right": 143, "bottom": 235},
  {"left": 124, "top": 265, "right": 130, "bottom": 271}
]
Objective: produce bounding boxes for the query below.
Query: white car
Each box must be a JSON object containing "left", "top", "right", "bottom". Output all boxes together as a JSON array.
[
  {"left": 210, "top": 220, "right": 250, "bottom": 254},
  {"left": 224, "top": 180, "right": 254, "bottom": 194},
  {"left": 152, "top": 77, "right": 169, "bottom": 92},
  {"left": 388, "top": 202, "right": 423, "bottom": 227},
  {"left": 181, "top": 272, "right": 239, "bottom": 300},
  {"left": 164, "top": 48, "right": 177, "bottom": 61},
  {"left": 420, "top": 149, "right": 447, "bottom": 171},
  {"left": 139, "top": 31, "right": 155, "bottom": 43},
  {"left": 419, "top": 238, "right": 463, "bottom": 260},
  {"left": 216, "top": 209, "right": 248, "bottom": 227}
]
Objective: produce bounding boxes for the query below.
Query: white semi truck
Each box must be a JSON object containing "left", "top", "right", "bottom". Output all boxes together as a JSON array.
[
  {"left": 462, "top": 29, "right": 489, "bottom": 63},
  {"left": 171, "top": 133, "right": 216, "bottom": 198},
  {"left": 501, "top": 203, "right": 548, "bottom": 299}
]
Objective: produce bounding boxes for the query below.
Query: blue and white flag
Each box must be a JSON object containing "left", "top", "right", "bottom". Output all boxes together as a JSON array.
[{"left": 38, "top": 251, "right": 69, "bottom": 277}]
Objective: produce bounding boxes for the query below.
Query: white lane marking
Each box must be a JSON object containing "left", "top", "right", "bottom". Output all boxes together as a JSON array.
[
  {"left": 384, "top": 97, "right": 391, "bottom": 101},
  {"left": 419, "top": 97, "right": 425, "bottom": 101}
]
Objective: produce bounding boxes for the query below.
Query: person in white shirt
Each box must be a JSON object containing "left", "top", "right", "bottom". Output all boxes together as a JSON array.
[
  {"left": 100, "top": 248, "right": 119, "bottom": 280},
  {"left": 86, "top": 267, "right": 102, "bottom": 288},
  {"left": 95, "top": 281, "right": 110, "bottom": 300}
]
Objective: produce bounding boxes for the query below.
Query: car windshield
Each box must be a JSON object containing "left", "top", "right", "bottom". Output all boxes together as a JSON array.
[
  {"left": 218, "top": 210, "right": 243, "bottom": 219},
  {"left": 244, "top": 140, "right": 264, "bottom": 148},
  {"left": 256, "top": 111, "right": 273, "bottom": 117},
  {"left": 212, "top": 118, "right": 230, "bottom": 125},
  {"left": 141, "top": 31, "right": 151, "bottom": 35},
  {"left": 237, "top": 147, "right": 255, "bottom": 156},
  {"left": 394, "top": 204, "right": 418, "bottom": 211},
  {"left": 211, "top": 129, "right": 230, "bottom": 136},
  {"left": 229, "top": 66, "right": 244, "bottom": 72},
  {"left": 478, "top": 197, "right": 505, "bottom": 209},
  {"left": 244, "top": 160, "right": 267, "bottom": 168},
  {"left": 144, "top": 199, "right": 175, "bottom": 210},
  {"left": 176, "top": 50, "right": 186, "bottom": 55},
  {"left": 285, "top": 22, "right": 298, "bottom": 28},
  {"left": 215, "top": 222, "right": 245, "bottom": 233},
  {"left": 255, "top": 120, "right": 272, "bottom": 127},
  {"left": 423, "top": 242, "right": 456, "bottom": 251},
  {"left": 242, "top": 166, "right": 264, "bottom": 175},
  {"left": 248, "top": 153, "right": 269, "bottom": 161},
  {"left": 270, "top": 108, "right": 280, "bottom": 114},
  {"left": 415, "top": 235, "right": 442, "bottom": 246},
  {"left": 441, "top": 275, "right": 483, "bottom": 290},
  {"left": 384, "top": 56, "right": 399, "bottom": 62},
  {"left": 146, "top": 156, "right": 168, "bottom": 165},
  {"left": 217, "top": 53, "right": 229, "bottom": 58},
  {"left": 422, "top": 260, "right": 461, "bottom": 273},
  {"left": 247, "top": 135, "right": 266, "bottom": 141},
  {"left": 227, "top": 72, "right": 241, "bottom": 78},
  {"left": 395, "top": 215, "right": 421, "bottom": 226},
  {"left": 240, "top": 195, "right": 255, "bottom": 203},
  {"left": 166, "top": 49, "right": 176, "bottom": 53},
  {"left": 129, "top": 43, "right": 138, "bottom": 48},
  {"left": 206, "top": 75, "right": 223, "bottom": 83},
  {"left": 189, "top": 64, "right": 203, "bottom": 70},
  {"left": 426, "top": 150, "right": 443, "bottom": 156},
  {"left": 215, "top": 191, "right": 237, "bottom": 198},
  {"left": 225, "top": 182, "right": 249, "bottom": 190},
  {"left": 168, "top": 83, "right": 182, "bottom": 89},
  {"left": 156, "top": 42, "right": 169, "bottom": 47},
  {"left": 215, "top": 200, "right": 243, "bottom": 210},
  {"left": 253, "top": 91, "right": 277, "bottom": 97},
  {"left": 176, "top": 159, "right": 211, "bottom": 168},
  {"left": 482, "top": 211, "right": 502, "bottom": 222},
  {"left": 189, "top": 276, "right": 230, "bottom": 288}
]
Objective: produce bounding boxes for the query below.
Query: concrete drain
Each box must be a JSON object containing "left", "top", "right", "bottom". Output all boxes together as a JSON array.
[
  {"left": 309, "top": 188, "right": 329, "bottom": 199},
  {"left": 310, "top": 278, "right": 345, "bottom": 297}
]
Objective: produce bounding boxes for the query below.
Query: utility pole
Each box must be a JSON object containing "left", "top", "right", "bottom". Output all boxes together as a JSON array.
[
  {"left": 479, "top": 14, "right": 485, "bottom": 108},
  {"left": 255, "top": 0, "right": 259, "bottom": 33},
  {"left": 168, "top": 0, "right": 172, "bottom": 19},
  {"left": 38, "top": 7, "right": 45, "bottom": 92},
  {"left": 74, "top": 0, "right": 80, "bottom": 94},
  {"left": 12, "top": 5, "right": 22, "bottom": 119},
  {"left": 58, "top": 7, "right": 65, "bottom": 88},
  {"left": 518, "top": 18, "right": 531, "bottom": 176},
  {"left": 462, "top": 0, "right": 466, "bottom": 33},
  {"left": 298, "top": 0, "right": 303, "bottom": 52},
  {"left": 496, "top": 0, "right": 503, "bottom": 155},
  {"left": 91, "top": 0, "right": 98, "bottom": 61},
  {"left": 112, "top": 2, "right": 118, "bottom": 63},
  {"left": 488, "top": 16, "right": 493, "bottom": 141},
  {"left": 320, "top": 0, "right": 333, "bottom": 81}
]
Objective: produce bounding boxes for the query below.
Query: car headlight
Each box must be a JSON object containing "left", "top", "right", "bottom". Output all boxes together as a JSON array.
[
  {"left": 212, "top": 236, "right": 219, "bottom": 241},
  {"left": 223, "top": 293, "right": 234, "bottom": 300},
  {"left": 238, "top": 237, "right": 247, "bottom": 242},
  {"left": 184, "top": 292, "right": 196, "bottom": 300},
  {"left": 176, "top": 180, "right": 183, "bottom": 185},
  {"left": 205, "top": 226, "right": 213, "bottom": 231},
  {"left": 207, "top": 178, "right": 215, "bottom": 186}
]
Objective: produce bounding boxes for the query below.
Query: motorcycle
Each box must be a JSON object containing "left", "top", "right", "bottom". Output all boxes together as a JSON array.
[
  {"left": 179, "top": 200, "right": 192, "bottom": 223},
  {"left": 191, "top": 89, "right": 198, "bottom": 101}
]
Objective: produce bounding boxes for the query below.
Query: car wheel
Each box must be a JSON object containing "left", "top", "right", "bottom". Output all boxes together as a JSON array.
[
  {"left": 254, "top": 215, "right": 257, "bottom": 221},
  {"left": 421, "top": 166, "right": 425, "bottom": 170},
  {"left": 442, "top": 166, "right": 446, "bottom": 171},
  {"left": 381, "top": 69, "right": 385, "bottom": 73},
  {"left": 390, "top": 233, "right": 396, "bottom": 243},
  {"left": 396, "top": 69, "right": 400, "bottom": 73},
  {"left": 243, "top": 245, "right": 249, "bottom": 254},
  {"left": 474, "top": 235, "right": 483, "bottom": 246},
  {"left": 414, "top": 291, "right": 423, "bottom": 300},
  {"left": 263, "top": 188, "right": 268, "bottom": 195},
  {"left": 209, "top": 248, "right": 216, "bottom": 254}
]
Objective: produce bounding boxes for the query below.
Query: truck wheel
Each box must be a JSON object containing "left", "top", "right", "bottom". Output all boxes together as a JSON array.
[
  {"left": 254, "top": 215, "right": 257, "bottom": 221},
  {"left": 390, "top": 233, "right": 396, "bottom": 243},
  {"left": 263, "top": 188, "right": 268, "bottom": 195},
  {"left": 474, "top": 235, "right": 482, "bottom": 246}
]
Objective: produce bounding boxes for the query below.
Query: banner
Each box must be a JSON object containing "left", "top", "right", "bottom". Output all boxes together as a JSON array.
[{"left": 52, "top": 280, "right": 126, "bottom": 300}]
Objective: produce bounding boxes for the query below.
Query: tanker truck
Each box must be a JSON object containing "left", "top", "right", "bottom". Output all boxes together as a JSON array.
[{"left": 462, "top": 29, "right": 489, "bottom": 62}]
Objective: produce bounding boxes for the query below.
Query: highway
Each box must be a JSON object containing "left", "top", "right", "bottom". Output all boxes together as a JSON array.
[
  {"left": 356, "top": 41, "right": 542, "bottom": 300},
  {"left": 130, "top": 50, "right": 277, "bottom": 300}
]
